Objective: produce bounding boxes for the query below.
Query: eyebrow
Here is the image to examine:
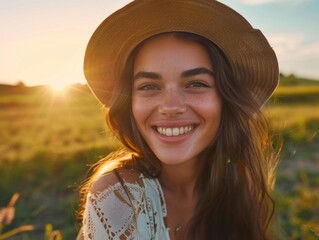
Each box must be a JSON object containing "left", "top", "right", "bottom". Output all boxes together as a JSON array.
[
  {"left": 133, "top": 67, "right": 214, "bottom": 81},
  {"left": 181, "top": 67, "right": 214, "bottom": 78},
  {"left": 133, "top": 71, "right": 161, "bottom": 80}
]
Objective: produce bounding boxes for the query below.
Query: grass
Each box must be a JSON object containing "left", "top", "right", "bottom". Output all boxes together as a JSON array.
[
  {"left": 0, "top": 84, "right": 121, "bottom": 161},
  {"left": 0, "top": 80, "right": 319, "bottom": 239},
  {"left": 265, "top": 103, "right": 319, "bottom": 143},
  {"left": 271, "top": 85, "right": 319, "bottom": 104},
  {"left": 0, "top": 84, "right": 119, "bottom": 239},
  {"left": 265, "top": 81, "right": 319, "bottom": 239}
]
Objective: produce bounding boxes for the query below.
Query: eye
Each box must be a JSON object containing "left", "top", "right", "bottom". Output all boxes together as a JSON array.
[
  {"left": 186, "top": 80, "right": 210, "bottom": 88},
  {"left": 137, "top": 84, "right": 160, "bottom": 91}
]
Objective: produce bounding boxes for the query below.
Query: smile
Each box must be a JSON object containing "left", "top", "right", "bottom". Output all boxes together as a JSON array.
[{"left": 156, "top": 126, "right": 194, "bottom": 136}]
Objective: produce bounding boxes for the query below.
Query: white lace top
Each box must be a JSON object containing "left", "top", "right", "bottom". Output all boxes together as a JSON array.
[{"left": 81, "top": 170, "right": 171, "bottom": 239}]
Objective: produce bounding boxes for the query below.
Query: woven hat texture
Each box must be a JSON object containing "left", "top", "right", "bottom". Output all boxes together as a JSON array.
[{"left": 84, "top": 0, "right": 279, "bottom": 106}]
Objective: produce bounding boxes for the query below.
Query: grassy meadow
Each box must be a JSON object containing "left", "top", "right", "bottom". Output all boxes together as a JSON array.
[{"left": 0, "top": 75, "right": 319, "bottom": 239}]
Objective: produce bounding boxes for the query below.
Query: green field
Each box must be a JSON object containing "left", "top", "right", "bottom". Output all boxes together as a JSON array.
[{"left": 0, "top": 77, "right": 319, "bottom": 239}]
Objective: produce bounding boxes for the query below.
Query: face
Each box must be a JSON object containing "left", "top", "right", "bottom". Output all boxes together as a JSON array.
[{"left": 132, "top": 35, "right": 222, "bottom": 166}]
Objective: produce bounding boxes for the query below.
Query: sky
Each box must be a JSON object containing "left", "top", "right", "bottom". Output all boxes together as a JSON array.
[{"left": 1, "top": 0, "right": 318, "bottom": 87}]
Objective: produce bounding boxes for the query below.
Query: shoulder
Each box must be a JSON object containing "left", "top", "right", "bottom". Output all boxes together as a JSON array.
[
  {"left": 89, "top": 167, "right": 144, "bottom": 196},
  {"left": 82, "top": 169, "right": 145, "bottom": 239},
  {"left": 82, "top": 168, "right": 164, "bottom": 239},
  {"left": 88, "top": 168, "right": 147, "bottom": 209}
]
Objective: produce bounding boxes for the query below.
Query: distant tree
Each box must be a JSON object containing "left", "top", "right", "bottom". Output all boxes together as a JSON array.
[
  {"left": 286, "top": 74, "right": 297, "bottom": 85},
  {"left": 280, "top": 73, "right": 297, "bottom": 86},
  {"left": 16, "top": 81, "right": 26, "bottom": 88}
]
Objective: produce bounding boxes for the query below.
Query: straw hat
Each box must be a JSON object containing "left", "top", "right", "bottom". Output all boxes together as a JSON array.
[{"left": 84, "top": 0, "right": 279, "bottom": 106}]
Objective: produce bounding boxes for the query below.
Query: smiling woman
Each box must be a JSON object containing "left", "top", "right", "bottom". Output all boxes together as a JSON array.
[
  {"left": 132, "top": 34, "right": 221, "bottom": 167},
  {"left": 76, "top": 1, "right": 280, "bottom": 240}
]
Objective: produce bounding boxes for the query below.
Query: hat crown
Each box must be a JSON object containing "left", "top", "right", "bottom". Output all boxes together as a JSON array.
[{"left": 84, "top": 0, "right": 279, "bottom": 106}]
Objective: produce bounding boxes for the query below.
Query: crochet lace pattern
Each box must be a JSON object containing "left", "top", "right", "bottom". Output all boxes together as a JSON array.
[{"left": 81, "top": 172, "right": 170, "bottom": 240}]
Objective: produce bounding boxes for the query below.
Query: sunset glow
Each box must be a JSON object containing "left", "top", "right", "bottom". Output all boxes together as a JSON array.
[
  {"left": 49, "top": 81, "right": 69, "bottom": 94},
  {"left": 1, "top": 0, "right": 319, "bottom": 86}
]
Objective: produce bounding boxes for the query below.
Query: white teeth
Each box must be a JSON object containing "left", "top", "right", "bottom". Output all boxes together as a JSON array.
[
  {"left": 156, "top": 126, "right": 193, "bottom": 136},
  {"left": 166, "top": 128, "right": 172, "bottom": 136},
  {"left": 172, "top": 128, "right": 179, "bottom": 136}
]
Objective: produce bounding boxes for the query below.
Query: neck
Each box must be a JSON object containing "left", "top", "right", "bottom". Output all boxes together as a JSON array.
[{"left": 158, "top": 159, "right": 204, "bottom": 199}]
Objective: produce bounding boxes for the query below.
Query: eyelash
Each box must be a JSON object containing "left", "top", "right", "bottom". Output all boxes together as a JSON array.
[
  {"left": 137, "top": 84, "right": 160, "bottom": 91},
  {"left": 187, "top": 80, "right": 210, "bottom": 88},
  {"left": 136, "top": 80, "right": 211, "bottom": 91}
]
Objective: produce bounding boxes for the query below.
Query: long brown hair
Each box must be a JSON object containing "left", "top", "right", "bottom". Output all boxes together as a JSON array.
[{"left": 78, "top": 32, "right": 279, "bottom": 239}]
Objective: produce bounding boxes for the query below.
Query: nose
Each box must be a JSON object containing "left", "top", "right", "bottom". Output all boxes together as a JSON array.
[{"left": 158, "top": 88, "right": 186, "bottom": 117}]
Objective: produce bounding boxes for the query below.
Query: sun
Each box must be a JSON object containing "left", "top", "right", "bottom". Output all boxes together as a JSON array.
[
  {"left": 47, "top": 81, "right": 71, "bottom": 104},
  {"left": 48, "top": 81, "right": 69, "bottom": 93}
]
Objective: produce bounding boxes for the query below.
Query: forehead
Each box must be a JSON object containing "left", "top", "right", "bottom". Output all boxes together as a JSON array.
[{"left": 133, "top": 34, "right": 212, "bottom": 71}]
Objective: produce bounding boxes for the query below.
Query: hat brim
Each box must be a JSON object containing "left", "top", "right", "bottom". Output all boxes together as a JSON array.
[{"left": 84, "top": 0, "right": 279, "bottom": 106}]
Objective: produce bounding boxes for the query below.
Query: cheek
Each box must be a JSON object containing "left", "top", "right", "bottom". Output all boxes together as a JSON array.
[
  {"left": 190, "top": 93, "right": 221, "bottom": 115},
  {"left": 197, "top": 95, "right": 222, "bottom": 132},
  {"left": 131, "top": 98, "right": 150, "bottom": 129}
]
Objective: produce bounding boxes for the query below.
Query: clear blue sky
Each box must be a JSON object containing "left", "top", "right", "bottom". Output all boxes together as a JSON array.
[{"left": 1, "top": 0, "right": 318, "bottom": 87}]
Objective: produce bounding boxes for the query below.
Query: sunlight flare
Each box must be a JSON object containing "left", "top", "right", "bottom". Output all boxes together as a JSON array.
[{"left": 49, "top": 81, "right": 69, "bottom": 93}]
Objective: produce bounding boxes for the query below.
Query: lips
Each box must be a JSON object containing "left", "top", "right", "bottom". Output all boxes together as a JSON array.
[{"left": 156, "top": 125, "right": 194, "bottom": 136}]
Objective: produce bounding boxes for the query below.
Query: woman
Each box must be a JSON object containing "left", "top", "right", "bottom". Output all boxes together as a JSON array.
[{"left": 78, "top": 1, "right": 279, "bottom": 239}]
